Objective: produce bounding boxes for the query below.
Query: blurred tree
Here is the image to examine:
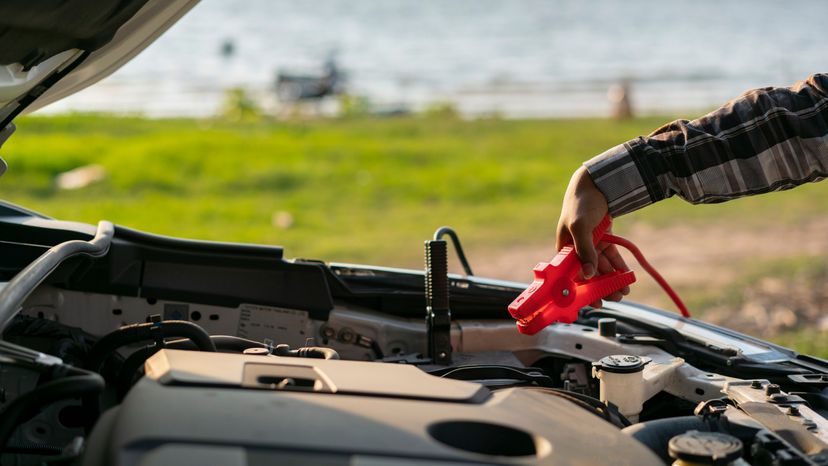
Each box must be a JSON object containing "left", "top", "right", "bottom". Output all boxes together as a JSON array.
[{"left": 220, "top": 87, "right": 261, "bottom": 121}]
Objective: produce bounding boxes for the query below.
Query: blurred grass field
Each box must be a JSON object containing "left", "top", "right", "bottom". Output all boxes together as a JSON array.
[
  {"left": 1, "top": 113, "right": 827, "bottom": 354},
  {"left": 4, "top": 113, "right": 828, "bottom": 262}
]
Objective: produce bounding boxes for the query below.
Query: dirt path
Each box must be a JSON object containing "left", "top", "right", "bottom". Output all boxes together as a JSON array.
[{"left": 474, "top": 216, "right": 828, "bottom": 307}]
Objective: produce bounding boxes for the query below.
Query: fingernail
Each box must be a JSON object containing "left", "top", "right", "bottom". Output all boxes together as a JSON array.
[{"left": 582, "top": 263, "right": 595, "bottom": 279}]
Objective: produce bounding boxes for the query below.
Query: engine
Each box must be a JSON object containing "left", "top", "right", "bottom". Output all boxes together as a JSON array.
[{"left": 1, "top": 214, "right": 828, "bottom": 465}]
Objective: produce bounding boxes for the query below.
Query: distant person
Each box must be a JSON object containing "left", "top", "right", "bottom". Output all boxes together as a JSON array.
[
  {"left": 556, "top": 73, "right": 828, "bottom": 302},
  {"left": 608, "top": 81, "right": 634, "bottom": 120},
  {"left": 220, "top": 39, "right": 236, "bottom": 59}
]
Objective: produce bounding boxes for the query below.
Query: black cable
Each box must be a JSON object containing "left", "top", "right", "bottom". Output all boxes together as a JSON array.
[
  {"left": 431, "top": 365, "right": 555, "bottom": 388},
  {"left": 152, "top": 321, "right": 215, "bottom": 352},
  {"left": 85, "top": 320, "right": 216, "bottom": 373},
  {"left": 115, "top": 346, "right": 160, "bottom": 399},
  {"left": 115, "top": 337, "right": 339, "bottom": 398},
  {"left": 272, "top": 344, "right": 339, "bottom": 360},
  {"left": 116, "top": 335, "right": 270, "bottom": 396},
  {"left": 433, "top": 226, "right": 474, "bottom": 276},
  {"left": 166, "top": 335, "right": 268, "bottom": 353},
  {"left": 4, "top": 442, "right": 63, "bottom": 455},
  {"left": 0, "top": 367, "right": 104, "bottom": 451},
  {"left": 521, "top": 387, "right": 631, "bottom": 428}
]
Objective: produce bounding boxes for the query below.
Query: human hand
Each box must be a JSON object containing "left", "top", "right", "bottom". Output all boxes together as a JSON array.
[{"left": 556, "top": 166, "right": 630, "bottom": 305}]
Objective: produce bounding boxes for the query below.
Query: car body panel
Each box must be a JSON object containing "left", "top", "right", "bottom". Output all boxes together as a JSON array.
[{"left": 0, "top": 0, "right": 200, "bottom": 126}]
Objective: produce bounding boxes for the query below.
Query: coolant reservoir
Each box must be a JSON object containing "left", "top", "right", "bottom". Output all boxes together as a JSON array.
[
  {"left": 592, "top": 354, "right": 684, "bottom": 422},
  {"left": 668, "top": 431, "right": 746, "bottom": 466},
  {"left": 591, "top": 354, "right": 650, "bottom": 421}
]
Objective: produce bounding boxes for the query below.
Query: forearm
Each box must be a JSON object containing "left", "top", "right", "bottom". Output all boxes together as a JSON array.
[{"left": 585, "top": 74, "right": 828, "bottom": 217}]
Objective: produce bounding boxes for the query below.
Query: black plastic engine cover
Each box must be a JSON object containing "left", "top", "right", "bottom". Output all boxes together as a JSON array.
[{"left": 82, "top": 349, "right": 662, "bottom": 465}]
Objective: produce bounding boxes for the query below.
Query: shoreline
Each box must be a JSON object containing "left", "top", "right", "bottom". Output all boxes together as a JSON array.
[{"left": 33, "top": 77, "right": 757, "bottom": 121}]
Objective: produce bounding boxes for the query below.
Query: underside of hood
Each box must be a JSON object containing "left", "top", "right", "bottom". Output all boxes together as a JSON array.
[
  {"left": 0, "top": 0, "right": 149, "bottom": 69},
  {"left": 0, "top": 0, "right": 199, "bottom": 130}
]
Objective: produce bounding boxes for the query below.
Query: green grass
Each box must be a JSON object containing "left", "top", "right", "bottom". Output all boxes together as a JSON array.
[
  {"left": 2, "top": 113, "right": 828, "bottom": 356},
  {"left": 771, "top": 330, "right": 828, "bottom": 359},
  {"left": 681, "top": 257, "right": 828, "bottom": 315},
  {"left": 2, "top": 113, "right": 827, "bottom": 271},
  {"left": 685, "top": 257, "right": 828, "bottom": 357}
]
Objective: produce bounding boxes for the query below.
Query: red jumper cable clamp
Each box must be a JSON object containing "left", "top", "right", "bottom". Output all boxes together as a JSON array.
[{"left": 508, "top": 214, "right": 690, "bottom": 335}]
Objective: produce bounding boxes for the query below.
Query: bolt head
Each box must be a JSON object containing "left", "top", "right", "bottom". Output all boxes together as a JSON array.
[{"left": 562, "top": 289, "right": 570, "bottom": 297}]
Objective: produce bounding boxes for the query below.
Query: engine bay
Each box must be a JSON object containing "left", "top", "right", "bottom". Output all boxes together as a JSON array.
[{"left": 2, "top": 205, "right": 828, "bottom": 465}]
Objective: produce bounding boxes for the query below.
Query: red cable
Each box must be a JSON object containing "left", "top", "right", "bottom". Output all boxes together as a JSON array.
[{"left": 602, "top": 234, "right": 691, "bottom": 318}]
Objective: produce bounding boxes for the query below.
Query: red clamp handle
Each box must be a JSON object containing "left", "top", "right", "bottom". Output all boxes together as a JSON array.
[{"left": 508, "top": 215, "right": 636, "bottom": 335}]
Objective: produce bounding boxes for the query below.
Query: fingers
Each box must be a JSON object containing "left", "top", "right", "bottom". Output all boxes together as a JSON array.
[
  {"left": 593, "top": 244, "right": 630, "bottom": 306},
  {"left": 606, "top": 291, "right": 625, "bottom": 301},
  {"left": 555, "top": 166, "right": 607, "bottom": 276},
  {"left": 555, "top": 166, "right": 621, "bottom": 298},
  {"left": 597, "top": 244, "right": 631, "bottom": 295},
  {"left": 570, "top": 221, "right": 598, "bottom": 279},
  {"left": 555, "top": 222, "right": 572, "bottom": 253},
  {"left": 596, "top": 253, "right": 613, "bottom": 276},
  {"left": 599, "top": 243, "right": 629, "bottom": 272},
  {"left": 590, "top": 289, "right": 625, "bottom": 310}
]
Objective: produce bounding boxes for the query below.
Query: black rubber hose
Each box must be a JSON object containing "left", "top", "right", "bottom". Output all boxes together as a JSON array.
[
  {"left": 157, "top": 321, "right": 215, "bottom": 352},
  {"left": 432, "top": 365, "right": 556, "bottom": 388},
  {"left": 273, "top": 344, "right": 339, "bottom": 360},
  {"left": 85, "top": 323, "right": 152, "bottom": 372},
  {"left": 432, "top": 226, "right": 474, "bottom": 276},
  {"left": 293, "top": 346, "right": 340, "bottom": 360},
  {"left": 522, "top": 387, "right": 630, "bottom": 428},
  {"left": 115, "top": 346, "right": 161, "bottom": 400},
  {"left": 86, "top": 320, "right": 215, "bottom": 373},
  {"left": 0, "top": 368, "right": 104, "bottom": 451},
  {"left": 117, "top": 336, "right": 273, "bottom": 398},
  {"left": 166, "top": 335, "right": 268, "bottom": 353},
  {"left": 115, "top": 338, "right": 338, "bottom": 398},
  {"left": 4, "top": 442, "right": 63, "bottom": 455}
]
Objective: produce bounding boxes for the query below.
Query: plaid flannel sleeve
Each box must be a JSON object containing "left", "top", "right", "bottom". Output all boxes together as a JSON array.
[{"left": 584, "top": 74, "right": 828, "bottom": 217}]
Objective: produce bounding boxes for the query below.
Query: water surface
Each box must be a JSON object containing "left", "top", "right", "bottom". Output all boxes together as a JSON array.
[{"left": 43, "top": 0, "right": 828, "bottom": 118}]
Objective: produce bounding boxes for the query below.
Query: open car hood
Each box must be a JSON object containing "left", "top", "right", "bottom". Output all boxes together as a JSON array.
[
  {"left": 0, "top": 0, "right": 199, "bottom": 129},
  {"left": 1, "top": 201, "right": 828, "bottom": 465}
]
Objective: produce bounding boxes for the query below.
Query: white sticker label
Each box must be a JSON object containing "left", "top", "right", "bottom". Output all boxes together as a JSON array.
[{"left": 236, "top": 304, "right": 311, "bottom": 348}]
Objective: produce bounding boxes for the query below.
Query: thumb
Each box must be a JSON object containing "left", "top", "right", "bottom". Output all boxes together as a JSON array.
[{"left": 571, "top": 223, "right": 598, "bottom": 279}]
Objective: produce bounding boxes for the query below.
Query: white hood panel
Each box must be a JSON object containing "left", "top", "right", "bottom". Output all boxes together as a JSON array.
[
  {"left": 0, "top": 50, "right": 83, "bottom": 104},
  {"left": 0, "top": 0, "right": 199, "bottom": 124}
]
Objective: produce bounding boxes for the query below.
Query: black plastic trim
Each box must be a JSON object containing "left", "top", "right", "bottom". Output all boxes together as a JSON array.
[
  {"left": 114, "top": 225, "right": 284, "bottom": 260},
  {"left": 0, "top": 214, "right": 333, "bottom": 319}
]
